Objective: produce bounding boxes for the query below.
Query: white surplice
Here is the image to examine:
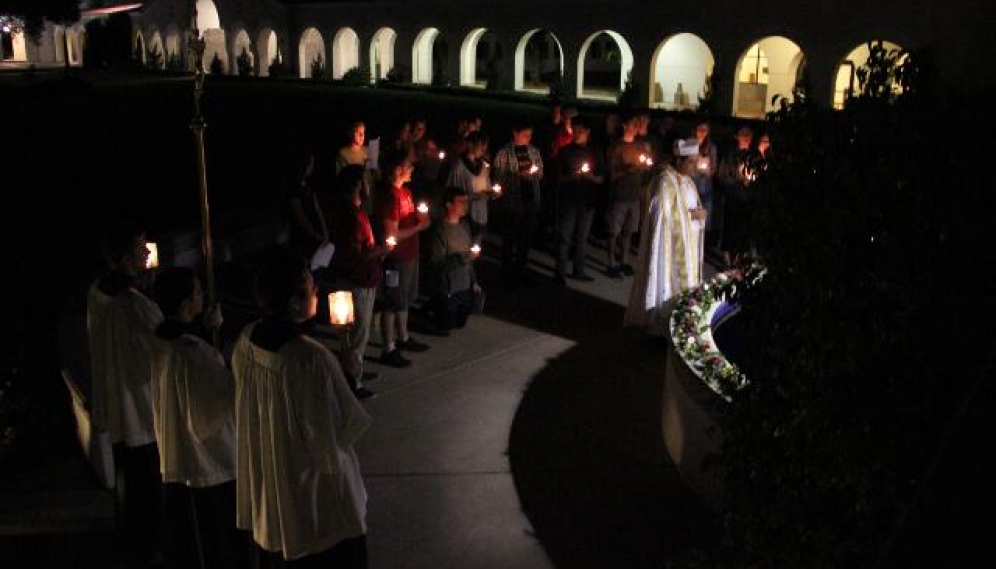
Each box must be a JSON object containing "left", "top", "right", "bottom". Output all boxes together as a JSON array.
[
  {"left": 87, "top": 282, "right": 164, "bottom": 446},
  {"left": 624, "top": 166, "right": 704, "bottom": 336},
  {"left": 231, "top": 322, "right": 372, "bottom": 560},
  {"left": 152, "top": 333, "right": 236, "bottom": 488}
]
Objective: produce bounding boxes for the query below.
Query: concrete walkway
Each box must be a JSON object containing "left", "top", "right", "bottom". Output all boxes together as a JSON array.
[{"left": 0, "top": 240, "right": 715, "bottom": 568}]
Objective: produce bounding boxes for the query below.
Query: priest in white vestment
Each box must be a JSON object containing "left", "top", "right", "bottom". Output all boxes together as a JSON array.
[
  {"left": 624, "top": 140, "right": 707, "bottom": 335},
  {"left": 232, "top": 253, "right": 372, "bottom": 564}
]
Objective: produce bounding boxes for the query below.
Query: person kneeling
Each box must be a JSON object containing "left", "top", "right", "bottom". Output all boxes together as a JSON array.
[{"left": 425, "top": 187, "right": 482, "bottom": 331}]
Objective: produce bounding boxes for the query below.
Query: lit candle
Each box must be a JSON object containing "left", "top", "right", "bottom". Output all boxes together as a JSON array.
[
  {"left": 529, "top": 164, "right": 539, "bottom": 174},
  {"left": 580, "top": 162, "right": 590, "bottom": 174},
  {"left": 438, "top": 150, "right": 446, "bottom": 160},
  {"left": 470, "top": 244, "right": 481, "bottom": 255},
  {"left": 327, "top": 291, "right": 355, "bottom": 326},
  {"left": 491, "top": 183, "right": 502, "bottom": 194},
  {"left": 483, "top": 161, "right": 490, "bottom": 169},
  {"left": 638, "top": 154, "right": 647, "bottom": 164},
  {"left": 646, "top": 157, "right": 654, "bottom": 166},
  {"left": 417, "top": 202, "right": 429, "bottom": 214},
  {"left": 697, "top": 158, "right": 709, "bottom": 171},
  {"left": 145, "top": 242, "right": 159, "bottom": 269},
  {"left": 386, "top": 236, "right": 397, "bottom": 249}
]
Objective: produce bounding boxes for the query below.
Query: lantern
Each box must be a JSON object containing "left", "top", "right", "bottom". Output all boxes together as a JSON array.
[
  {"left": 145, "top": 242, "right": 159, "bottom": 269},
  {"left": 328, "top": 291, "right": 355, "bottom": 326}
]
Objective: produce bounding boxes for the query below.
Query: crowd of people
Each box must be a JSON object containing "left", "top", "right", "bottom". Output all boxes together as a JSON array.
[{"left": 83, "top": 103, "right": 772, "bottom": 568}]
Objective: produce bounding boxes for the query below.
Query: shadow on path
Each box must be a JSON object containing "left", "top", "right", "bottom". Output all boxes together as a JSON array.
[{"left": 475, "top": 259, "right": 716, "bottom": 568}]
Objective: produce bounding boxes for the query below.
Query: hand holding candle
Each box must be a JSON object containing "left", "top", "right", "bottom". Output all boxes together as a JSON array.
[
  {"left": 528, "top": 164, "right": 539, "bottom": 175},
  {"left": 470, "top": 243, "right": 481, "bottom": 259},
  {"left": 580, "top": 162, "right": 591, "bottom": 174},
  {"left": 417, "top": 201, "right": 429, "bottom": 214},
  {"left": 491, "top": 183, "right": 502, "bottom": 195},
  {"left": 386, "top": 236, "right": 397, "bottom": 250},
  {"left": 438, "top": 150, "right": 446, "bottom": 160}
]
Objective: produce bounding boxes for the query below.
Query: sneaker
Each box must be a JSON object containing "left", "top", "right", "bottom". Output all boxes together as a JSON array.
[
  {"left": 352, "top": 386, "right": 377, "bottom": 401},
  {"left": 620, "top": 264, "right": 635, "bottom": 276},
  {"left": 570, "top": 273, "right": 595, "bottom": 282},
  {"left": 397, "top": 336, "right": 429, "bottom": 352},
  {"left": 605, "top": 266, "right": 623, "bottom": 279},
  {"left": 381, "top": 348, "right": 412, "bottom": 367}
]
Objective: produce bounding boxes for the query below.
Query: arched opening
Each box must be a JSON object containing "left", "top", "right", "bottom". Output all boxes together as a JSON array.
[
  {"left": 256, "top": 28, "right": 278, "bottom": 76},
  {"left": 733, "top": 36, "right": 803, "bottom": 118},
  {"left": 1, "top": 27, "right": 28, "bottom": 62},
  {"left": 298, "top": 27, "right": 325, "bottom": 79},
  {"left": 650, "top": 32, "right": 715, "bottom": 111},
  {"left": 67, "top": 28, "right": 83, "bottom": 66},
  {"left": 196, "top": 0, "right": 226, "bottom": 72},
  {"left": 514, "top": 29, "right": 564, "bottom": 93},
  {"left": 369, "top": 27, "right": 396, "bottom": 82},
  {"left": 413, "top": 27, "right": 444, "bottom": 85},
  {"left": 460, "top": 28, "right": 500, "bottom": 88},
  {"left": 148, "top": 29, "right": 165, "bottom": 69},
  {"left": 132, "top": 30, "right": 145, "bottom": 65},
  {"left": 832, "top": 40, "right": 906, "bottom": 109},
  {"left": 232, "top": 29, "right": 253, "bottom": 74},
  {"left": 577, "top": 30, "right": 634, "bottom": 100},
  {"left": 332, "top": 27, "right": 360, "bottom": 79},
  {"left": 165, "top": 26, "right": 181, "bottom": 65}
]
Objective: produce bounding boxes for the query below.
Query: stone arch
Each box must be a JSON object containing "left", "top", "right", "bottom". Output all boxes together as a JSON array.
[
  {"left": 577, "top": 30, "right": 634, "bottom": 100},
  {"left": 412, "top": 27, "right": 440, "bottom": 85},
  {"left": 232, "top": 28, "right": 253, "bottom": 74},
  {"left": 67, "top": 27, "right": 84, "bottom": 66},
  {"left": 733, "top": 35, "right": 804, "bottom": 118},
  {"left": 832, "top": 40, "right": 906, "bottom": 109},
  {"left": 332, "top": 27, "right": 360, "bottom": 79},
  {"left": 195, "top": 0, "right": 227, "bottom": 72},
  {"left": 649, "top": 32, "right": 715, "bottom": 111},
  {"left": 460, "top": 27, "right": 499, "bottom": 87},
  {"left": 1, "top": 27, "right": 29, "bottom": 62},
  {"left": 132, "top": 29, "right": 145, "bottom": 65},
  {"left": 256, "top": 27, "right": 278, "bottom": 76},
  {"left": 298, "top": 27, "right": 326, "bottom": 79},
  {"left": 514, "top": 29, "right": 564, "bottom": 93},
  {"left": 370, "top": 27, "right": 396, "bottom": 81}
]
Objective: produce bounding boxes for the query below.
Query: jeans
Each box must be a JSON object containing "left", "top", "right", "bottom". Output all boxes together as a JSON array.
[{"left": 556, "top": 202, "right": 595, "bottom": 278}]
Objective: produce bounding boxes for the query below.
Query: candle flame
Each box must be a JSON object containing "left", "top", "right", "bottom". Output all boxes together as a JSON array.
[
  {"left": 417, "top": 202, "right": 429, "bottom": 214},
  {"left": 438, "top": 151, "right": 446, "bottom": 160},
  {"left": 529, "top": 165, "right": 539, "bottom": 174},
  {"left": 386, "top": 236, "right": 397, "bottom": 247},
  {"left": 580, "top": 163, "right": 590, "bottom": 174},
  {"left": 492, "top": 184, "right": 502, "bottom": 193},
  {"left": 470, "top": 244, "right": 481, "bottom": 254}
]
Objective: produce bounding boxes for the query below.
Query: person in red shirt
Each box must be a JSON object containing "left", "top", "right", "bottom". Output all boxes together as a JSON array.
[{"left": 376, "top": 151, "right": 432, "bottom": 367}]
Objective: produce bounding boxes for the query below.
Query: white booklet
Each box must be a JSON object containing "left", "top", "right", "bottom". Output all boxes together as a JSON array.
[
  {"left": 310, "top": 242, "right": 335, "bottom": 271},
  {"left": 366, "top": 137, "right": 380, "bottom": 171}
]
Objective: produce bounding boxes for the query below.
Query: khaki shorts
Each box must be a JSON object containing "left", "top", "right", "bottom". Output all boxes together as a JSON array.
[
  {"left": 606, "top": 200, "right": 641, "bottom": 235},
  {"left": 379, "top": 259, "right": 419, "bottom": 311}
]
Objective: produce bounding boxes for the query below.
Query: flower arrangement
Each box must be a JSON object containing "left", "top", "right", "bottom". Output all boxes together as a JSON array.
[{"left": 669, "top": 265, "right": 764, "bottom": 401}]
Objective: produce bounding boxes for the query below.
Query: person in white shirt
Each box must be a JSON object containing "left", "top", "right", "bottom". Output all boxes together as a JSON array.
[
  {"left": 152, "top": 267, "right": 244, "bottom": 569},
  {"left": 87, "top": 221, "right": 164, "bottom": 563},
  {"left": 232, "top": 251, "right": 372, "bottom": 567},
  {"left": 624, "top": 141, "right": 707, "bottom": 335}
]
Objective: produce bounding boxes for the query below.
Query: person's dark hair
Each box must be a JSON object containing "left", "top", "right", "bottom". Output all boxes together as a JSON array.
[
  {"left": 382, "top": 149, "right": 410, "bottom": 178},
  {"left": 254, "top": 250, "right": 309, "bottom": 315},
  {"left": 153, "top": 267, "right": 197, "bottom": 317},
  {"left": 442, "top": 186, "right": 465, "bottom": 206},
  {"left": 618, "top": 108, "right": 638, "bottom": 125},
  {"left": 465, "top": 130, "right": 489, "bottom": 147},
  {"left": 511, "top": 122, "right": 534, "bottom": 133},
  {"left": 572, "top": 116, "right": 590, "bottom": 131},
  {"left": 101, "top": 219, "right": 146, "bottom": 265},
  {"left": 337, "top": 164, "right": 366, "bottom": 198}
]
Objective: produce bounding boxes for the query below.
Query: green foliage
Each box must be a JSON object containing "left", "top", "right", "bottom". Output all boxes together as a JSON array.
[
  {"left": 616, "top": 70, "right": 640, "bottom": 109},
  {"left": 165, "top": 50, "right": 183, "bottom": 72},
  {"left": 677, "top": 49, "right": 989, "bottom": 568},
  {"left": 209, "top": 52, "right": 225, "bottom": 75},
  {"left": 268, "top": 51, "right": 288, "bottom": 78},
  {"left": 236, "top": 47, "right": 254, "bottom": 77},
  {"left": 310, "top": 53, "right": 325, "bottom": 80},
  {"left": 854, "top": 41, "right": 911, "bottom": 103},
  {"left": 145, "top": 44, "right": 163, "bottom": 71},
  {"left": 341, "top": 65, "right": 371, "bottom": 86}
]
